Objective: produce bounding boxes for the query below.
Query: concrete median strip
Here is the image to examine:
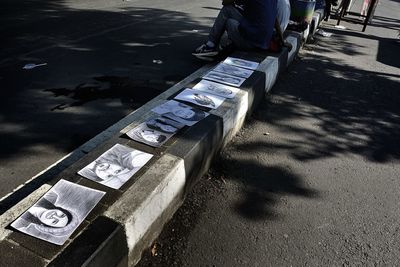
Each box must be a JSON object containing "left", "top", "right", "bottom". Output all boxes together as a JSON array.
[{"left": 0, "top": 32, "right": 302, "bottom": 266}]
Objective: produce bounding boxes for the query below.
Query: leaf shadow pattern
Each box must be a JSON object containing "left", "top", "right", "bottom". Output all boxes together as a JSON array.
[
  {"left": 241, "top": 31, "right": 400, "bottom": 164},
  {"left": 211, "top": 157, "right": 319, "bottom": 221}
]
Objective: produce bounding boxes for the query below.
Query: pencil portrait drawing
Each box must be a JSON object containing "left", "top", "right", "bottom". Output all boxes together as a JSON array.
[
  {"left": 192, "top": 80, "right": 240, "bottom": 99},
  {"left": 151, "top": 100, "right": 209, "bottom": 126},
  {"left": 78, "top": 144, "right": 153, "bottom": 189},
  {"left": 11, "top": 179, "right": 105, "bottom": 245},
  {"left": 174, "top": 88, "right": 225, "bottom": 109}
]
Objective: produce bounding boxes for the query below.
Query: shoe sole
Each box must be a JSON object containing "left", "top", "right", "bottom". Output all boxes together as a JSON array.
[
  {"left": 192, "top": 54, "right": 217, "bottom": 62},
  {"left": 192, "top": 51, "right": 219, "bottom": 57}
]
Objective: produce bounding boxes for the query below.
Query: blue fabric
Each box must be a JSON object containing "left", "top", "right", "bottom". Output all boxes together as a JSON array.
[{"left": 239, "top": 0, "right": 278, "bottom": 49}]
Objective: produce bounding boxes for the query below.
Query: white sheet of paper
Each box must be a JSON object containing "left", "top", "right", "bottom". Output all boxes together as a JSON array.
[
  {"left": 174, "top": 88, "right": 225, "bottom": 109},
  {"left": 203, "top": 71, "right": 246, "bottom": 87},
  {"left": 192, "top": 79, "right": 240, "bottom": 99},
  {"left": 213, "top": 63, "right": 254, "bottom": 78},
  {"left": 151, "top": 100, "right": 209, "bottom": 126},
  {"left": 78, "top": 144, "right": 153, "bottom": 189},
  {"left": 11, "top": 179, "right": 105, "bottom": 245},
  {"left": 223, "top": 57, "right": 259, "bottom": 70}
]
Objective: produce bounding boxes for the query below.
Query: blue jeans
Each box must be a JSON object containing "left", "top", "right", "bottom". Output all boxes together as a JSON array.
[{"left": 208, "top": 5, "right": 255, "bottom": 50}]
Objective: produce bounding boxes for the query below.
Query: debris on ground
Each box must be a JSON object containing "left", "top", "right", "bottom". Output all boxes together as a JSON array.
[
  {"left": 316, "top": 29, "right": 333, "bottom": 37},
  {"left": 22, "top": 63, "right": 47, "bottom": 70},
  {"left": 151, "top": 242, "right": 160, "bottom": 256}
]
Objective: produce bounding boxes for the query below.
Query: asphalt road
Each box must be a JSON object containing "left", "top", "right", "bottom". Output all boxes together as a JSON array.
[
  {"left": 0, "top": 0, "right": 221, "bottom": 199},
  {"left": 137, "top": 1, "right": 400, "bottom": 266}
]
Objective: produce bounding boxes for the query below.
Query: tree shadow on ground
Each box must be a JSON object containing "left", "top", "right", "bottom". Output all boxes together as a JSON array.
[
  {"left": 213, "top": 157, "right": 319, "bottom": 221},
  {"left": 219, "top": 18, "right": 399, "bottom": 221},
  {"left": 241, "top": 29, "right": 400, "bottom": 165}
]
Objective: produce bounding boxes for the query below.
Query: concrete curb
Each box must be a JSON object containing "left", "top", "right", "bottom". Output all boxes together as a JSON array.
[{"left": 0, "top": 32, "right": 303, "bottom": 266}]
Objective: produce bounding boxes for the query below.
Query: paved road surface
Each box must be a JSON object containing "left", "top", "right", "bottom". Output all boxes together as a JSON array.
[
  {"left": 137, "top": 0, "right": 400, "bottom": 266},
  {"left": 0, "top": 0, "right": 220, "bottom": 199}
]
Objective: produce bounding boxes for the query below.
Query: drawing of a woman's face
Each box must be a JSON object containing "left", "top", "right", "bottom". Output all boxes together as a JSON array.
[
  {"left": 173, "top": 108, "right": 195, "bottom": 119},
  {"left": 39, "top": 209, "right": 68, "bottom": 228},
  {"left": 95, "top": 162, "right": 129, "bottom": 181}
]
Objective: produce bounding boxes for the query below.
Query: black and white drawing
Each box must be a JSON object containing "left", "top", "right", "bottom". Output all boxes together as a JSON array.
[
  {"left": 145, "top": 116, "right": 184, "bottom": 134},
  {"left": 192, "top": 80, "right": 239, "bottom": 99},
  {"left": 223, "top": 57, "right": 259, "bottom": 70},
  {"left": 11, "top": 179, "right": 105, "bottom": 245},
  {"left": 151, "top": 100, "right": 209, "bottom": 126},
  {"left": 213, "top": 63, "right": 254, "bottom": 78},
  {"left": 203, "top": 71, "right": 246, "bottom": 87},
  {"left": 174, "top": 88, "right": 225, "bottom": 109},
  {"left": 78, "top": 144, "right": 153, "bottom": 189},
  {"left": 127, "top": 123, "right": 174, "bottom": 148}
]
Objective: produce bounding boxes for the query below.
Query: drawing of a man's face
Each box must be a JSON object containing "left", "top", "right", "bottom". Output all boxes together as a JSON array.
[
  {"left": 95, "top": 162, "right": 129, "bottom": 180},
  {"left": 173, "top": 108, "right": 195, "bottom": 119},
  {"left": 39, "top": 209, "right": 68, "bottom": 228}
]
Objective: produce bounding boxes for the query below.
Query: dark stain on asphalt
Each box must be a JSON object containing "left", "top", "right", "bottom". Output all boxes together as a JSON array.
[{"left": 44, "top": 76, "right": 166, "bottom": 110}]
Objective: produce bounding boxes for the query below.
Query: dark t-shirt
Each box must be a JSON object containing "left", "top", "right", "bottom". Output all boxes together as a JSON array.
[{"left": 239, "top": 0, "right": 277, "bottom": 49}]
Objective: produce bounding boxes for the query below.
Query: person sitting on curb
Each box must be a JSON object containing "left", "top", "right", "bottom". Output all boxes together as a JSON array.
[{"left": 192, "top": 0, "right": 278, "bottom": 59}]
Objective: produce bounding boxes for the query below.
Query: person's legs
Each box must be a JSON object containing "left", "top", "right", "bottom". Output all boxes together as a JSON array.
[
  {"left": 193, "top": 5, "right": 243, "bottom": 57},
  {"left": 208, "top": 5, "right": 243, "bottom": 46},
  {"left": 225, "top": 19, "right": 255, "bottom": 50}
]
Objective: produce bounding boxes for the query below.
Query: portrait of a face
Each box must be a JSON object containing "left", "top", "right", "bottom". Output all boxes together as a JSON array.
[
  {"left": 173, "top": 107, "right": 195, "bottom": 119},
  {"left": 213, "top": 63, "right": 254, "bottom": 78},
  {"left": 223, "top": 57, "right": 259, "bottom": 70},
  {"left": 207, "top": 84, "right": 232, "bottom": 95},
  {"left": 140, "top": 129, "right": 167, "bottom": 143},
  {"left": 78, "top": 144, "right": 153, "bottom": 189},
  {"left": 94, "top": 162, "right": 130, "bottom": 181},
  {"left": 193, "top": 93, "right": 215, "bottom": 107},
  {"left": 174, "top": 89, "right": 225, "bottom": 110},
  {"left": 11, "top": 179, "right": 105, "bottom": 245},
  {"left": 147, "top": 120, "right": 177, "bottom": 133},
  {"left": 39, "top": 209, "right": 69, "bottom": 228},
  {"left": 127, "top": 121, "right": 174, "bottom": 148},
  {"left": 203, "top": 71, "right": 245, "bottom": 87},
  {"left": 192, "top": 80, "right": 239, "bottom": 99},
  {"left": 152, "top": 100, "right": 209, "bottom": 126},
  {"left": 145, "top": 116, "right": 184, "bottom": 135}
]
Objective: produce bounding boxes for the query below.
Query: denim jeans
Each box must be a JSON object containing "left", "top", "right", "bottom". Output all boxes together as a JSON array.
[{"left": 208, "top": 5, "right": 255, "bottom": 50}]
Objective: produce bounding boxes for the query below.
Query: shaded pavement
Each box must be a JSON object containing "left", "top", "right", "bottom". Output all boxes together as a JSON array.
[
  {"left": 137, "top": 0, "right": 400, "bottom": 266},
  {"left": 0, "top": 0, "right": 221, "bottom": 199}
]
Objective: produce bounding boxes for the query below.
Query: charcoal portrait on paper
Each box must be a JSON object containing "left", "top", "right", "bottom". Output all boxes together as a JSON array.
[
  {"left": 78, "top": 144, "right": 153, "bottom": 189},
  {"left": 11, "top": 179, "right": 105, "bottom": 245}
]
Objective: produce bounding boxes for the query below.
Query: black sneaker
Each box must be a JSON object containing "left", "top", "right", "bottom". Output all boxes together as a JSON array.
[{"left": 192, "top": 43, "right": 218, "bottom": 57}]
